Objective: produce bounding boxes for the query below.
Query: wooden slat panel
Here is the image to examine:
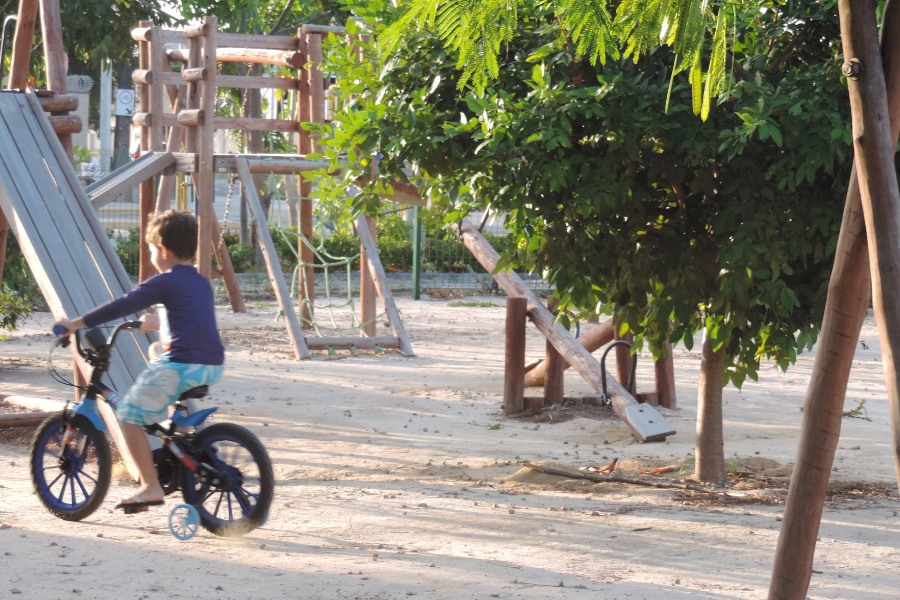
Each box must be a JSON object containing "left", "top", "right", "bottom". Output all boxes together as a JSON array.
[
  {"left": 15, "top": 93, "right": 151, "bottom": 384},
  {"left": 216, "top": 32, "right": 298, "bottom": 50},
  {"left": 0, "top": 92, "right": 150, "bottom": 389}
]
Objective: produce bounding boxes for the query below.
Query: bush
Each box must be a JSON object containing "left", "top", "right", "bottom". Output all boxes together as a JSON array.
[{"left": 1, "top": 236, "right": 40, "bottom": 332}]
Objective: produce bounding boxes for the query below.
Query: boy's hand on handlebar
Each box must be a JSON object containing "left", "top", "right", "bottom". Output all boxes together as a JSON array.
[
  {"left": 54, "top": 317, "right": 84, "bottom": 335},
  {"left": 139, "top": 313, "right": 160, "bottom": 332}
]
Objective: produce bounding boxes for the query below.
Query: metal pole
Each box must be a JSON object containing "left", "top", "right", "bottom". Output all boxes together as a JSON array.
[
  {"left": 0, "top": 15, "right": 18, "bottom": 84},
  {"left": 411, "top": 204, "right": 422, "bottom": 299}
]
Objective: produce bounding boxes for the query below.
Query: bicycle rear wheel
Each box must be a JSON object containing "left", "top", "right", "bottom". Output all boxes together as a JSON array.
[
  {"left": 181, "top": 423, "right": 274, "bottom": 537},
  {"left": 30, "top": 413, "right": 112, "bottom": 521}
]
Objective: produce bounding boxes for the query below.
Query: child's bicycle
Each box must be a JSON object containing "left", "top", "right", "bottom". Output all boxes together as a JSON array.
[{"left": 29, "top": 320, "right": 274, "bottom": 538}]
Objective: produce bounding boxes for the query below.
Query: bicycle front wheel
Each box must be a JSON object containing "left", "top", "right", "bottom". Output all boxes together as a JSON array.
[
  {"left": 181, "top": 423, "right": 274, "bottom": 537},
  {"left": 30, "top": 413, "right": 112, "bottom": 521}
]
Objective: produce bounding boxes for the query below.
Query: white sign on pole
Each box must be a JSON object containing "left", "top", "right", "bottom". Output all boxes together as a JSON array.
[{"left": 115, "top": 89, "right": 135, "bottom": 116}]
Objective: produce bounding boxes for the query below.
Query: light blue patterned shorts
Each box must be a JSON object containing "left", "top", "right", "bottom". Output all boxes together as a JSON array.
[{"left": 118, "top": 357, "right": 224, "bottom": 426}]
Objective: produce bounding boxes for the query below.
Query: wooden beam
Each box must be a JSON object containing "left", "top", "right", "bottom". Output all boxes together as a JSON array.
[
  {"left": 8, "top": 0, "right": 38, "bottom": 90},
  {"left": 235, "top": 157, "right": 310, "bottom": 359},
  {"left": 305, "top": 336, "right": 400, "bottom": 351},
  {"left": 85, "top": 151, "right": 176, "bottom": 209},
  {"left": 454, "top": 219, "right": 674, "bottom": 442},
  {"left": 39, "top": 0, "right": 71, "bottom": 155},
  {"left": 35, "top": 93, "right": 78, "bottom": 113},
  {"left": 167, "top": 47, "right": 302, "bottom": 66}
]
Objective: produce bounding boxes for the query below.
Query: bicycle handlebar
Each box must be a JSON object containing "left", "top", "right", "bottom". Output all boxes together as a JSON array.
[{"left": 52, "top": 320, "right": 143, "bottom": 356}]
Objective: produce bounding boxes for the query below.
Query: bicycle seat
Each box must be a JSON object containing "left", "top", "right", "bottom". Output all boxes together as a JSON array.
[{"left": 179, "top": 386, "right": 209, "bottom": 401}]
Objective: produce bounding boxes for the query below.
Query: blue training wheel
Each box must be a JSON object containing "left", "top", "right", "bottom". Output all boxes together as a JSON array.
[{"left": 168, "top": 503, "right": 200, "bottom": 541}]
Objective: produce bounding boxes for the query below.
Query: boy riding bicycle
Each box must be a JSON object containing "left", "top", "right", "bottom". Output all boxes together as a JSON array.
[{"left": 55, "top": 210, "right": 224, "bottom": 511}]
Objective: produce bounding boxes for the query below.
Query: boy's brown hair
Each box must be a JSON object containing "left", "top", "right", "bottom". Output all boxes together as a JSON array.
[{"left": 145, "top": 210, "right": 197, "bottom": 260}]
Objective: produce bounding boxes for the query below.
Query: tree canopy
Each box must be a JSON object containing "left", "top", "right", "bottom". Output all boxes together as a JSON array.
[{"left": 309, "top": 0, "right": 851, "bottom": 386}]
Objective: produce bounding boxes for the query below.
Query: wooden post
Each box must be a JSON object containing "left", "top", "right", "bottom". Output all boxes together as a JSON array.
[
  {"left": 360, "top": 214, "right": 377, "bottom": 336},
  {"left": 614, "top": 326, "right": 634, "bottom": 392},
  {"left": 38, "top": 0, "right": 71, "bottom": 157},
  {"left": 503, "top": 296, "right": 527, "bottom": 415},
  {"left": 137, "top": 21, "right": 155, "bottom": 283},
  {"left": 8, "top": 0, "right": 37, "bottom": 90},
  {"left": 295, "top": 31, "right": 315, "bottom": 326},
  {"left": 543, "top": 339, "right": 565, "bottom": 406},
  {"left": 195, "top": 16, "right": 217, "bottom": 279},
  {"left": 655, "top": 343, "right": 677, "bottom": 409}
]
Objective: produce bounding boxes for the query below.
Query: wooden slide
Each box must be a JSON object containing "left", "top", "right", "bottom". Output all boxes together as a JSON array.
[{"left": 0, "top": 89, "right": 150, "bottom": 477}]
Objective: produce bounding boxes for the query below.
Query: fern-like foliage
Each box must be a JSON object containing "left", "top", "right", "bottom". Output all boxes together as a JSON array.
[{"left": 383, "top": 0, "right": 733, "bottom": 118}]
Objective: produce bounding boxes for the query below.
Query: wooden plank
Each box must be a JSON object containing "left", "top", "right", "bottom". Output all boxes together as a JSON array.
[
  {"left": 217, "top": 74, "right": 298, "bottom": 90},
  {"left": 454, "top": 219, "right": 674, "bottom": 442},
  {"left": 236, "top": 158, "right": 310, "bottom": 359},
  {"left": 216, "top": 32, "right": 299, "bottom": 51},
  {"left": 359, "top": 214, "right": 376, "bottom": 336},
  {"left": 213, "top": 155, "right": 332, "bottom": 173},
  {"left": 212, "top": 116, "right": 300, "bottom": 133},
  {"left": 524, "top": 319, "right": 615, "bottom": 387},
  {"left": 86, "top": 152, "right": 176, "bottom": 209},
  {"left": 356, "top": 215, "right": 415, "bottom": 356}
]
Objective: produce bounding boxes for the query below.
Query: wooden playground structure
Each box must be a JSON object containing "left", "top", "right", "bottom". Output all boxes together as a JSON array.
[{"left": 0, "top": 1, "right": 675, "bottom": 442}]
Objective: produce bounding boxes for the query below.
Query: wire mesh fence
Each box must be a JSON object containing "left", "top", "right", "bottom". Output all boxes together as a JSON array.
[{"left": 92, "top": 190, "right": 552, "bottom": 299}]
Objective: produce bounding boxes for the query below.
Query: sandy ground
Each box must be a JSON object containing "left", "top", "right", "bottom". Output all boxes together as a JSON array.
[{"left": 1, "top": 295, "right": 899, "bottom": 600}]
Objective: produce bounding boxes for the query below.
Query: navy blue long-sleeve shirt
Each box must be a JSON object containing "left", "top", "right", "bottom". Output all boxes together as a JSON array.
[{"left": 82, "top": 265, "right": 224, "bottom": 365}]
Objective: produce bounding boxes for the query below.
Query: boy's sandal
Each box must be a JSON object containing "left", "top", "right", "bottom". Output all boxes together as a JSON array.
[{"left": 115, "top": 493, "right": 165, "bottom": 513}]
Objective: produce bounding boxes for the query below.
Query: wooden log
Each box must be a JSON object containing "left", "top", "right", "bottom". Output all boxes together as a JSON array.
[
  {"left": 214, "top": 116, "right": 300, "bottom": 133},
  {"left": 524, "top": 319, "right": 614, "bottom": 387},
  {"left": 36, "top": 94, "right": 78, "bottom": 113},
  {"left": 0, "top": 411, "right": 55, "bottom": 428},
  {"left": 504, "top": 297, "right": 527, "bottom": 415},
  {"left": 615, "top": 327, "right": 635, "bottom": 391},
  {"left": 177, "top": 108, "right": 204, "bottom": 127},
  {"left": 544, "top": 339, "right": 565, "bottom": 406},
  {"left": 356, "top": 215, "right": 415, "bottom": 356},
  {"left": 48, "top": 115, "right": 82, "bottom": 135},
  {"left": 132, "top": 69, "right": 153, "bottom": 85},
  {"left": 183, "top": 22, "right": 209, "bottom": 38},
  {"left": 131, "top": 26, "right": 151, "bottom": 42},
  {"left": 208, "top": 213, "right": 245, "bottom": 313},
  {"left": 454, "top": 219, "right": 674, "bottom": 442},
  {"left": 149, "top": 27, "right": 166, "bottom": 151},
  {"left": 236, "top": 158, "right": 310, "bottom": 359},
  {"left": 181, "top": 67, "right": 207, "bottom": 83},
  {"left": 195, "top": 16, "right": 217, "bottom": 279},
  {"left": 167, "top": 47, "right": 303, "bottom": 67},
  {"left": 132, "top": 112, "right": 152, "bottom": 127}
]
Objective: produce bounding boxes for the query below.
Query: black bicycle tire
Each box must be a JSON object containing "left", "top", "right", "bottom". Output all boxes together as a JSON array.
[{"left": 30, "top": 412, "right": 112, "bottom": 521}]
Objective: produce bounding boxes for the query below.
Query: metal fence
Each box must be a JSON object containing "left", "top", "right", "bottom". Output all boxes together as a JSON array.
[{"left": 96, "top": 196, "right": 552, "bottom": 298}]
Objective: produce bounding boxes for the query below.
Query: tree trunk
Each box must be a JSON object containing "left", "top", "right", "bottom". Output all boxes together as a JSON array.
[
  {"left": 694, "top": 331, "right": 726, "bottom": 483},
  {"left": 769, "top": 1, "right": 900, "bottom": 597},
  {"left": 838, "top": 0, "right": 900, "bottom": 487}
]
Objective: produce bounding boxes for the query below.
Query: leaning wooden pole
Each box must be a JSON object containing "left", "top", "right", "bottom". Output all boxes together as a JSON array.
[
  {"left": 837, "top": 0, "right": 900, "bottom": 488},
  {"left": 769, "top": 2, "right": 900, "bottom": 597},
  {"left": 0, "top": 0, "right": 39, "bottom": 285},
  {"left": 454, "top": 220, "right": 674, "bottom": 442}
]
